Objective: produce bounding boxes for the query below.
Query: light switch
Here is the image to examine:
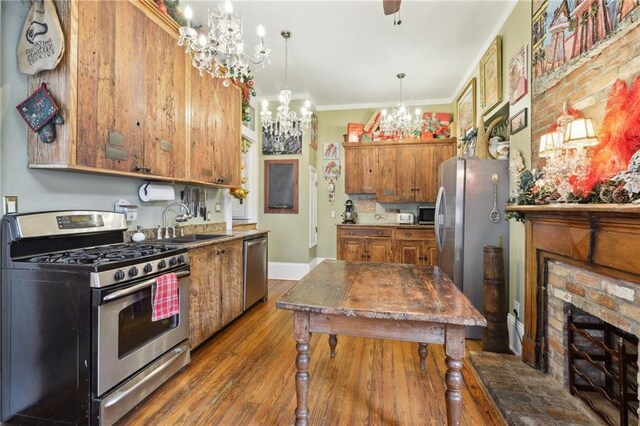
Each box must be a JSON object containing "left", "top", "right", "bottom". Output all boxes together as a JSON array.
[
  {"left": 331, "top": 210, "right": 335, "bottom": 218},
  {"left": 3, "top": 196, "right": 18, "bottom": 214},
  {"left": 215, "top": 203, "right": 221, "bottom": 212}
]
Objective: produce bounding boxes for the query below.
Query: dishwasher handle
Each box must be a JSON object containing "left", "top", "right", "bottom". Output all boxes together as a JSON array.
[{"left": 245, "top": 237, "right": 267, "bottom": 248}]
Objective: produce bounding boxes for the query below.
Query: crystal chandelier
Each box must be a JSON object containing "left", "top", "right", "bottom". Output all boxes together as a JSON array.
[
  {"left": 178, "top": 1, "right": 270, "bottom": 85},
  {"left": 260, "top": 31, "right": 312, "bottom": 139},
  {"left": 379, "top": 73, "right": 424, "bottom": 139}
]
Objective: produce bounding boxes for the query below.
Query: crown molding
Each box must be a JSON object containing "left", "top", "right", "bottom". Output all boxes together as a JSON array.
[{"left": 315, "top": 98, "right": 453, "bottom": 112}]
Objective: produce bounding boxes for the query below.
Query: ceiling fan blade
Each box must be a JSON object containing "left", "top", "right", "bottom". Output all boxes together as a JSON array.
[{"left": 383, "top": 0, "right": 401, "bottom": 15}]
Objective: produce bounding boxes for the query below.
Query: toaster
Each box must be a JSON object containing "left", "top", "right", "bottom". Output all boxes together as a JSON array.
[{"left": 396, "top": 213, "right": 414, "bottom": 224}]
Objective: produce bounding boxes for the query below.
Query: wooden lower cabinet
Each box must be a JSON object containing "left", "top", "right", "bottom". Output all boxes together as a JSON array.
[
  {"left": 189, "top": 239, "right": 243, "bottom": 349},
  {"left": 337, "top": 226, "right": 437, "bottom": 266}
]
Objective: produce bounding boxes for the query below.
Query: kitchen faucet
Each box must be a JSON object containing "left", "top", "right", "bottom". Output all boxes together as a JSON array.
[{"left": 162, "top": 202, "right": 192, "bottom": 238}]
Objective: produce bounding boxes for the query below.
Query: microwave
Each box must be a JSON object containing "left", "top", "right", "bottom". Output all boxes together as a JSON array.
[{"left": 417, "top": 205, "right": 436, "bottom": 224}]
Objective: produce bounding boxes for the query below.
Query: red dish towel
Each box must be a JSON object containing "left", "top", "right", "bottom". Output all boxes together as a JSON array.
[{"left": 151, "top": 273, "right": 179, "bottom": 321}]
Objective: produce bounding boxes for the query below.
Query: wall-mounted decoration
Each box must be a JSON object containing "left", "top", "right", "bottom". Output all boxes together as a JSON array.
[
  {"left": 16, "top": 83, "right": 64, "bottom": 143},
  {"left": 18, "top": 0, "right": 65, "bottom": 75},
  {"left": 479, "top": 36, "right": 503, "bottom": 114},
  {"left": 509, "top": 45, "right": 528, "bottom": 105},
  {"left": 323, "top": 142, "right": 339, "bottom": 160},
  {"left": 310, "top": 112, "right": 318, "bottom": 150},
  {"left": 264, "top": 159, "right": 298, "bottom": 214},
  {"left": 531, "top": 0, "right": 639, "bottom": 96},
  {"left": 455, "top": 78, "right": 476, "bottom": 137},
  {"left": 322, "top": 160, "right": 341, "bottom": 179},
  {"left": 422, "top": 112, "right": 452, "bottom": 139},
  {"left": 509, "top": 108, "right": 528, "bottom": 135},
  {"left": 243, "top": 105, "right": 256, "bottom": 133},
  {"left": 262, "top": 130, "right": 302, "bottom": 155}
]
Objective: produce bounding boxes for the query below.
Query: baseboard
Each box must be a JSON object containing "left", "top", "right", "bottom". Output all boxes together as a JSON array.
[
  {"left": 507, "top": 313, "right": 524, "bottom": 355},
  {"left": 269, "top": 258, "right": 330, "bottom": 281}
]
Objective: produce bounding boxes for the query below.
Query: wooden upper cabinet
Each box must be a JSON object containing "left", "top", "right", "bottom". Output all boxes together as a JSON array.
[
  {"left": 344, "top": 146, "right": 378, "bottom": 194},
  {"left": 75, "top": 1, "right": 185, "bottom": 178},
  {"left": 375, "top": 140, "right": 456, "bottom": 203},
  {"left": 190, "top": 68, "right": 242, "bottom": 186},
  {"left": 28, "top": 0, "right": 239, "bottom": 187}
]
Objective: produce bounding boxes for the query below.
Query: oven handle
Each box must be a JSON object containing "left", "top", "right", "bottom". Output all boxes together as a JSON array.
[{"left": 102, "top": 270, "right": 189, "bottom": 302}]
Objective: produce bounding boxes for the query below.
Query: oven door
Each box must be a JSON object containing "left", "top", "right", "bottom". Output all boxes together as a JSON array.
[{"left": 95, "top": 267, "right": 189, "bottom": 396}]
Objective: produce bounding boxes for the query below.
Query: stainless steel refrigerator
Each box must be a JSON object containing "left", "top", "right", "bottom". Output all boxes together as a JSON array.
[{"left": 436, "top": 157, "right": 510, "bottom": 339}]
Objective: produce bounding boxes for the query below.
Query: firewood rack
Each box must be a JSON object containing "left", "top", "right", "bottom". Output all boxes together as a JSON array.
[{"left": 568, "top": 310, "right": 638, "bottom": 426}]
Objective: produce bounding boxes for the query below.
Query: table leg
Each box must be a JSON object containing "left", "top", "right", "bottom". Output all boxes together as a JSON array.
[
  {"left": 444, "top": 325, "right": 465, "bottom": 426},
  {"left": 328, "top": 334, "right": 337, "bottom": 358},
  {"left": 418, "top": 343, "right": 428, "bottom": 370},
  {"left": 294, "top": 311, "right": 311, "bottom": 426}
]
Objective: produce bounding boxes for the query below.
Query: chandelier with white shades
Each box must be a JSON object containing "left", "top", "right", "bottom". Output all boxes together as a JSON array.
[
  {"left": 178, "top": 1, "right": 270, "bottom": 85},
  {"left": 380, "top": 73, "right": 424, "bottom": 139},
  {"left": 260, "top": 31, "right": 312, "bottom": 139}
]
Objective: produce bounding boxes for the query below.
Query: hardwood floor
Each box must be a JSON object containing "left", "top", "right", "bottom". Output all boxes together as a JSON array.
[{"left": 118, "top": 279, "right": 505, "bottom": 425}]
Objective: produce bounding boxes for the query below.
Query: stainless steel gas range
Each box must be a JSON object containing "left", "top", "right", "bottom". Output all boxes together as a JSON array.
[{"left": 1, "top": 211, "right": 191, "bottom": 425}]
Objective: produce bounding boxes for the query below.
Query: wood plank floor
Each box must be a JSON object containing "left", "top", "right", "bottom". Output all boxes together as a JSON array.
[{"left": 118, "top": 279, "right": 505, "bottom": 425}]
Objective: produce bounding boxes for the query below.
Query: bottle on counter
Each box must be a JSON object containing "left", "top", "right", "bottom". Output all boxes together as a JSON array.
[{"left": 157, "top": 225, "right": 162, "bottom": 239}]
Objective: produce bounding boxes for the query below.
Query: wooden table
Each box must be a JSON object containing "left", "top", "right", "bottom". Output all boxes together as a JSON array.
[{"left": 276, "top": 260, "right": 486, "bottom": 426}]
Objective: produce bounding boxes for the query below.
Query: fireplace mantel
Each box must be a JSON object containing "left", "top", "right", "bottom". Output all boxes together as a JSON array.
[{"left": 507, "top": 204, "right": 640, "bottom": 368}]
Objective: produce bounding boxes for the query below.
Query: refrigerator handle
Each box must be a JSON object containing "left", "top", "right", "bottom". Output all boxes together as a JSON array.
[{"left": 435, "top": 186, "right": 445, "bottom": 252}]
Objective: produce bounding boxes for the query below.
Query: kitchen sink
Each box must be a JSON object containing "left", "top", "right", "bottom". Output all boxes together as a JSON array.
[{"left": 166, "top": 234, "right": 228, "bottom": 243}]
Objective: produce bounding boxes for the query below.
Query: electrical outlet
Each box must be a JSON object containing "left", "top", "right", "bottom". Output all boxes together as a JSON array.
[
  {"left": 513, "top": 300, "right": 520, "bottom": 318},
  {"left": 215, "top": 203, "right": 221, "bottom": 212},
  {"left": 3, "top": 196, "right": 18, "bottom": 214}
]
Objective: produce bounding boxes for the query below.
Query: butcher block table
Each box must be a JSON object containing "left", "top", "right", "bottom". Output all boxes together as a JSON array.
[{"left": 276, "top": 260, "right": 486, "bottom": 426}]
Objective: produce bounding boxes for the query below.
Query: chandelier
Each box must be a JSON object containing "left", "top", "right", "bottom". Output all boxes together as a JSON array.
[
  {"left": 379, "top": 73, "right": 424, "bottom": 139},
  {"left": 260, "top": 31, "right": 312, "bottom": 139},
  {"left": 178, "top": 1, "right": 270, "bottom": 85}
]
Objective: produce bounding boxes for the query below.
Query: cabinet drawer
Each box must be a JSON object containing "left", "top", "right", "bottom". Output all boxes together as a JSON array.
[
  {"left": 337, "top": 227, "right": 392, "bottom": 238},
  {"left": 394, "top": 228, "right": 435, "bottom": 241}
]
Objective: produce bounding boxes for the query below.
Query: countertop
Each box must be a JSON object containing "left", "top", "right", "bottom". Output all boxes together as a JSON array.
[
  {"left": 148, "top": 229, "right": 269, "bottom": 249},
  {"left": 337, "top": 223, "right": 435, "bottom": 230}
]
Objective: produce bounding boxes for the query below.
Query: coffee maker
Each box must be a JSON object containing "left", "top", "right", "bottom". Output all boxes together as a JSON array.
[{"left": 341, "top": 199, "right": 357, "bottom": 224}]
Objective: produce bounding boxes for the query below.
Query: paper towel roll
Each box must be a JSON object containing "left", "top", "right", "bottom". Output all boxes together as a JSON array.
[{"left": 138, "top": 183, "right": 175, "bottom": 202}]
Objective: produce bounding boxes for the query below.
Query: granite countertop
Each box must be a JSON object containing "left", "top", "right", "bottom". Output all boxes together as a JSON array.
[
  {"left": 147, "top": 229, "right": 269, "bottom": 249},
  {"left": 337, "top": 223, "right": 435, "bottom": 230}
]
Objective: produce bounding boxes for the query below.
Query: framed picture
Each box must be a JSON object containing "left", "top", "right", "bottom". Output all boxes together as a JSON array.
[
  {"left": 509, "top": 45, "right": 528, "bottom": 105},
  {"left": 322, "top": 159, "right": 340, "bottom": 179},
  {"left": 323, "top": 142, "right": 339, "bottom": 160},
  {"left": 479, "top": 36, "right": 502, "bottom": 114},
  {"left": 262, "top": 130, "right": 302, "bottom": 155},
  {"left": 264, "top": 159, "right": 299, "bottom": 214},
  {"left": 509, "top": 108, "right": 528, "bottom": 135},
  {"left": 455, "top": 78, "right": 476, "bottom": 137},
  {"left": 310, "top": 113, "right": 318, "bottom": 151}
]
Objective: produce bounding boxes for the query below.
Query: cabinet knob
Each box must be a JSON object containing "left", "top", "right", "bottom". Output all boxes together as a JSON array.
[
  {"left": 216, "top": 177, "right": 225, "bottom": 184},
  {"left": 134, "top": 165, "right": 152, "bottom": 173}
]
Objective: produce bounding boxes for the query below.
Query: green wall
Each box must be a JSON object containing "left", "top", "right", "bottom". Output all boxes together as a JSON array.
[
  {"left": 315, "top": 103, "right": 454, "bottom": 259},
  {"left": 258, "top": 99, "right": 316, "bottom": 264}
]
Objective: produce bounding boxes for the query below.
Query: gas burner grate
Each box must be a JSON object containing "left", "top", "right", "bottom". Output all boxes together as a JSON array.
[{"left": 24, "top": 243, "right": 180, "bottom": 266}]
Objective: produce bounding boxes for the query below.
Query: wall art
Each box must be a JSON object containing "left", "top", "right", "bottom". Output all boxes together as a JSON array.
[
  {"left": 262, "top": 130, "right": 302, "bottom": 155},
  {"left": 509, "top": 44, "right": 528, "bottom": 105},
  {"left": 509, "top": 108, "right": 528, "bottom": 135},
  {"left": 479, "top": 36, "right": 503, "bottom": 114},
  {"left": 455, "top": 78, "right": 476, "bottom": 137}
]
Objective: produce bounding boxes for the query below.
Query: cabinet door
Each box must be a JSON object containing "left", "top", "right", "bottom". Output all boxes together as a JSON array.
[
  {"left": 415, "top": 142, "right": 456, "bottom": 202},
  {"left": 344, "top": 147, "right": 378, "bottom": 194},
  {"left": 76, "top": 1, "right": 145, "bottom": 172},
  {"left": 189, "top": 246, "right": 222, "bottom": 348},
  {"left": 367, "top": 238, "right": 393, "bottom": 263},
  {"left": 338, "top": 237, "right": 367, "bottom": 262},
  {"left": 212, "top": 84, "right": 242, "bottom": 186},
  {"left": 377, "top": 146, "right": 415, "bottom": 202},
  {"left": 189, "top": 68, "right": 216, "bottom": 183},
  {"left": 220, "top": 240, "right": 244, "bottom": 324},
  {"left": 142, "top": 20, "right": 187, "bottom": 178}
]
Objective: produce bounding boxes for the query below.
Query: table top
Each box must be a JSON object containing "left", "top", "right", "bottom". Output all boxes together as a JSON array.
[{"left": 276, "top": 260, "right": 486, "bottom": 326}]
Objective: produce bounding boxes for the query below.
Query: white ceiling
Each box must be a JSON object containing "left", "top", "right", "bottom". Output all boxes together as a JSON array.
[{"left": 187, "top": 0, "right": 517, "bottom": 109}]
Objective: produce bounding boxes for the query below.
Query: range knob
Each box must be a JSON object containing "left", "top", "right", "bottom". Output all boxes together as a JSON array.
[
  {"left": 114, "top": 270, "right": 125, "bottom": 281},
  {"left": 143, "top": 263, "right": 153, "bottom": 274},
  {"left": 177, "top": 255, "right": 185, "bottom": 264},
  {"left": 169, "top": 257, "right": 178, "bottom": 266},
  {"left": 158, "top": 260, "right": 167, "bottom": 269},
  {"left": 128, "top": 267, "right": 138, "bottom": 277}
]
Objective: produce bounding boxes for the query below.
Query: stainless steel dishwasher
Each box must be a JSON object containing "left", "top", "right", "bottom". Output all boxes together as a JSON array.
[{"left": 243, "top": 236, "right": 268, "bottom": 310}]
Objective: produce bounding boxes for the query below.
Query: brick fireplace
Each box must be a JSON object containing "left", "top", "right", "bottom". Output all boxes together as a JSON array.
[{"left": 508, "top": 204, "right": 640, "bottom": 421}]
